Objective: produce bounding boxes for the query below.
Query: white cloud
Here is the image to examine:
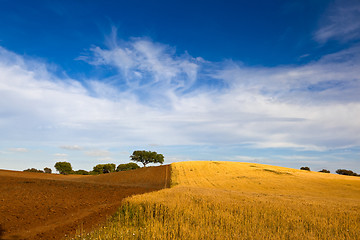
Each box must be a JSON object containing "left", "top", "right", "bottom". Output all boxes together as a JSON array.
[
  {"left": 0, "top": 38, "right": 360, "bottom": 155},
  {"left": 60, "top": 145, "right": 82, "bottom": 150},
  {"left": 97, "top": 157, "right": 113, "bottom": 162},
  {"left": 148, "top": 143, "right": 161, "bottom": 147},
  {"left": 228, "top": 155, "right": 264, "bottom": 162},
  {"left": 164, "top": 156, "right": 194, "bottom": 163},
  {"left": 80, "top": 37, "right": 199, "bottom": 107},
  {"left": 54, "top": 158, "right": 68, "bottom": 161},
  {"left": 315, "top": 0, "right": 360, "bottom": 43},
  {"left": 85, "top": 150, "right": 111, "bottom": 157},
  {"left": 8, "top": 148, "right": 28, "bottom": 153},
  {"left": 54, "top": 153, "right": 68, "bottom": 157},
  {"left": 275, "top": 155, "right": 319, "bottom": 161}
]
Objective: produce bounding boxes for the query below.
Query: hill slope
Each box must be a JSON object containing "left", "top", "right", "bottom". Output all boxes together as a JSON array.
[
  {"left": 172, "top": 161, "right": 360, "bottom": 198},
  {"left": 77, "top": 161, "right": 360, "bottom": 240}
]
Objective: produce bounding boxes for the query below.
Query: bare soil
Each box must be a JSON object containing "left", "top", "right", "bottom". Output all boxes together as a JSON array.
[{"left": 0, "top": 165, "right": 170, "bottom": 240}]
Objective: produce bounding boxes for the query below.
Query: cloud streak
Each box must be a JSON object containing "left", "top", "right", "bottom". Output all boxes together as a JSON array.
[
  {"left": 60, "top": 145, "right": 82, "bottom": 151},
  {"left": 85, "top": 150, "right": 111, "bottom": 157},
  {"left": 54, "top": 153, "right": 68, "bottom": 157},
  {"left": 8, "top": 148, "right": 28, "bottom": 153},
  {"left": 315, "top": 0, "right": 360, "bottom": 43}
]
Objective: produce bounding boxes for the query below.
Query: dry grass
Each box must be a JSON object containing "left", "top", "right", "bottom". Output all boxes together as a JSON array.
[{"left": 72, "top": 161, "right": 360, "bottom": 239}]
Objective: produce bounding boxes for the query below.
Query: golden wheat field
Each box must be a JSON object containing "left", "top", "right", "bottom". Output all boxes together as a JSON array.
[{"left": 72, "top": 161, "right": 360, "bottom": 240}]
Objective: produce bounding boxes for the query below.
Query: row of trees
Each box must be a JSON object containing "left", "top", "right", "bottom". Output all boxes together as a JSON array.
[
  {"left": 23, "top": 167, "right": 52, "bottom": 173},
  {"left": 300, "top": 166, "right": 359, "bottom": 176},
  {"left": 53, "top": 162, "right": 140, "bottom": 175},
  {"left": 23, "top": 150, "right": 164, "bottom": 175},
  {"left": 54, "top": 150, "right": 164, "bottom": 175}
]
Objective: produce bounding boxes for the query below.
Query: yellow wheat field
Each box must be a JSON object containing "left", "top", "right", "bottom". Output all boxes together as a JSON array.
[{"left": 72, "top": 161, "right": 360, "bottom": 239}]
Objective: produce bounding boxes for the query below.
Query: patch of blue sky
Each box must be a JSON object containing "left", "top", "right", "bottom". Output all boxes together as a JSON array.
[{"left": 0, "top": 0, "right": 334, "bottom": 70}]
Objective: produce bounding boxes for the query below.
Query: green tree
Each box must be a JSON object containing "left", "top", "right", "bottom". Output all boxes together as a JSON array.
[
  {"left": 300, "top": 166, "right": 310, "bottom": 171},
  {"left": 44, "top": 167, "right": 52, "bottom": 174},
  {"left": 92, "top": 163, "right": 116, "bottom": 174},
  {"left": 116, "top": 162, "right": 140, "bottom": 172},
  {"left": 319, "top": 169, "right": 330, "bottom": 173},
  {"left": 54, "top": 161, "right": 73, "bottom": 175},
  {"left": 130, "top": 150, "right": 164, "bottom": 167}
]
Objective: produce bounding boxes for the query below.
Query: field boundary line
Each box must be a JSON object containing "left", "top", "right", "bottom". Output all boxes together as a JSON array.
[{"left": 165, "top": 165, "right": 169, "bottom": 188}]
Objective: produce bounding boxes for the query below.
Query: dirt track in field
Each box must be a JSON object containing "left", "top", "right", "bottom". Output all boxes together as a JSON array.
[{"left": 0, "top": 165, "right": 170, "bottom": 240}]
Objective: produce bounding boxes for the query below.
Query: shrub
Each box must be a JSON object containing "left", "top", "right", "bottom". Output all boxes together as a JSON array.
[
  {"left": 336, "top": 169, "right": 358, "bottom": 176},
  {"left": 116, "top": 162, "right": 140, "bottom": 172},
  {"left": 319, "top": 169, "right": 330, "bottom": 173},
  {"left": 92, "top": 163, "right": 116, "bottom": 174},
  {"left": 23, "top": 168, "right": 44, "bottom": 173},
  {"left": 300, "top": 166, "right": 310, "bottom": 171},
  {"left": 44, "top": 167, "right": 52, "bottom": 174},
  {"left": 74, "top": 169, "right": 90, "bottom": 175}
]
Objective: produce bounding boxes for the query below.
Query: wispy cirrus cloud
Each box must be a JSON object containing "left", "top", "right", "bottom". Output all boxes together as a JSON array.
[
  {"left": 79, "top": 33, "right": 200, "bottom": 107},
  {"left": 315, "top": 0, "right": 360, "bottom": 43}
]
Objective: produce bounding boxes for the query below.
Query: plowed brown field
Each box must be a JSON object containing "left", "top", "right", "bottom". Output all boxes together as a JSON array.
[{"left": 0, "top": 165, "right": 170, "bottom": 240}]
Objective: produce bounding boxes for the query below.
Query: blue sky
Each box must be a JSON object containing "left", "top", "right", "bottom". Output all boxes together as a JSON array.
[{"left": 0, "top": 0, "right": 359, "bottom": 173}]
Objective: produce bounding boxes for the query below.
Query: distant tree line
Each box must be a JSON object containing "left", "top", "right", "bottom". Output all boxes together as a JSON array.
[
  {"left": 23, "top": 167, "right": 52, "bottom": 173},
  {"left": 23, "top": 150, "right": 165, "bottom": 175},
  {"left": 300, "top": 166, "right": 359, "bottom": 176},
  {"left": 52, "top": 161, "right": 140, "bottom": 175},
  {"left": 23, "top": 162, "right": 140, "bottom": 175}
]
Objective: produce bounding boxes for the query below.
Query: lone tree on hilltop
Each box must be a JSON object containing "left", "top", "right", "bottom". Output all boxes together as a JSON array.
[
  {"left": 54, "top": 161, "right": 73, "bottom": 175},
  {"left": 319, "top": 169, "right": 330, "bottom": 173},
  {"left": 130, "top": 150, "right": 164, "bottom": 167},
  {"left": 300, "top": 166, "right": 310, "bottom": 171}
]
